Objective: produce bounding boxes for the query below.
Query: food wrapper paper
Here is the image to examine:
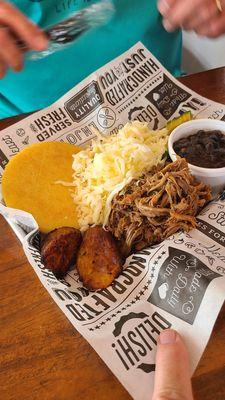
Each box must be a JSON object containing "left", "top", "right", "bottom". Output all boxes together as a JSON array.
[{"left": 1, "top": 43, "right": 225, "bottom": 400}]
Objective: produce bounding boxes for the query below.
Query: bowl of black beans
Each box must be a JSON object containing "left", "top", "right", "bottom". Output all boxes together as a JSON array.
[{"left": 168, "top": 119, "right": 225, "bottom": 194}]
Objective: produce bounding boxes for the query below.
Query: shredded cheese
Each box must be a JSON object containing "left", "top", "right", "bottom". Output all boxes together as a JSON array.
[{"left": 71, "top": 121, "right": 169, "bottom": 231}]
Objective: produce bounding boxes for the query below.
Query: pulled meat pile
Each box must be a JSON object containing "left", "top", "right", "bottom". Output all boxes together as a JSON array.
[{"left": 107, "top": 159, "right": 211, "bottom": 256}]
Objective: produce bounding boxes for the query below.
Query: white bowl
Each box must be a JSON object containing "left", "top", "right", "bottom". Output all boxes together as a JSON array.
[{"left": 168, "top": 119, "right": 225, "bottom": 194}]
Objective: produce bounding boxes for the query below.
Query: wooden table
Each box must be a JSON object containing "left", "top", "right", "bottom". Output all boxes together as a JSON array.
[{"left": 1, "top": 68, "right": 225, "bottom": 400}]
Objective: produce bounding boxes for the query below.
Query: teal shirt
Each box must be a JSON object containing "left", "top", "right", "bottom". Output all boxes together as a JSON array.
[{"left": 0, "top": 0, "right": 182, "bottom": 118}]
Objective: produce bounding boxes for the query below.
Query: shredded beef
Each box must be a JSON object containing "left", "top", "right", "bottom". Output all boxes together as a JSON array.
[{"left": 107, "top": 159, "right": 211, "bottom": 256}]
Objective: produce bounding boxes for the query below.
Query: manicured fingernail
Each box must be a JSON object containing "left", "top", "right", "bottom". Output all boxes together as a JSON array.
[
  {"left": 163, "top": 19, "right": 174, "bottom": 32},
  {"left": 158, "top": 0, "right": 170, "bottom": 14},
  {"left": 159, "top": 329, "right": 177, "bottom": 344}
]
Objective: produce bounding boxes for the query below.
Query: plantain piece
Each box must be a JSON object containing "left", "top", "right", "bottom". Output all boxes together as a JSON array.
[
  {"left": 76, "top": 226, "right": 123, "bottom": 290},
  {"left": 166, "top": 111, "right": 192, "bottom": 134},
  {"left": 41, "top": 227, "right": 82, "bottom": 278}
]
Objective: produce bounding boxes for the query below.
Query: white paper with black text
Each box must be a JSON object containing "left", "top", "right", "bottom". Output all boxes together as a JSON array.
[{"left": 0, "top": 43, "right": 225, "bottom": 400}]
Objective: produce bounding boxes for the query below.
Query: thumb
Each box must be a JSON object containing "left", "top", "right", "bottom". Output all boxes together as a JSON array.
[{"left": 152, "top": 329, "right": 194, "bottom": 400}]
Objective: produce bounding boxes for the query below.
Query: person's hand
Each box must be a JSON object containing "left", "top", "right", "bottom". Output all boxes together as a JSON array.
[
  {"left": 0, "top": 1, "right": 48, "bottom": 78},
  {"left": 158, "top": 0, "right": 225, "bottom": 38},
  {"left": 153, "top": 329, "right": 194, "bottom": 400}
]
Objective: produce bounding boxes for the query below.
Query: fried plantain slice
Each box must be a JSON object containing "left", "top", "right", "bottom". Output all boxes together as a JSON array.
[
  {"left": 76, "top": 226, "right": 123, "bottom": 290},
  {"left": 41, "top": 227, "right": 82, "bottom": 278}
]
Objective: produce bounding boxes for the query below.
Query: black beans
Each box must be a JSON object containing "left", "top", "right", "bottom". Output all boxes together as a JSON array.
[{"left": 174, "top": 130, "right": 225, "bottom": 168}]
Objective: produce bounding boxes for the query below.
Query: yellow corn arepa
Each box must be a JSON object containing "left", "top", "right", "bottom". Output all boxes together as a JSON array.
[{"left": 2, "top": 141, "right": 80, "bottom": 233}]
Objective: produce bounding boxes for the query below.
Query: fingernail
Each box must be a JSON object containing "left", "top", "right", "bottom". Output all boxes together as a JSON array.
[
  {"left": 34, "top": 34, "right": 48, "bottom": 50},
  {"left": 158, "top": 0, "right": 170, "bottom": 14},
  {"left": 159, "top": 329, "right": 177, "bottom": 344},
  {"left": 14, "top": 63, "right": 23, "bottom": 72},
  {"left": 163, "top": 19, "right": 174, "bottom": 32}
]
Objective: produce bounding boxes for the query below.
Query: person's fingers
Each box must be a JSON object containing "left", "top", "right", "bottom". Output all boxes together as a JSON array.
[
  {"left": 158, "top": 0, "right": 177, "bottom": 16},
  {"left": 158, "top": 0, "right": 209, "bottom": 32},
  {"left": 161, "top": 0, "right": 197, "bottom": 32},
  {"left": 0, "top": 27, "right": 23, "bottom": 71},
  {"left": 182, "top": 1, "right": 218, "bottom": 31},
  {"left": 0, "top": 1, "right": 48, "bottom": 50},
  {"left": 0, "top": 56, "right": 7, "bottom": 78},
  {"left": 196, "top": 12, "right": 225, "bottom": 37},
  {"left": 152, "top": 329, "right": 194, "bottom": 400}
]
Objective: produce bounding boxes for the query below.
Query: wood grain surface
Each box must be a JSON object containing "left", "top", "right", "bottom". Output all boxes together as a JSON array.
[{"left": 0, "top": 68, "right": 225, "bottom": 400}]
